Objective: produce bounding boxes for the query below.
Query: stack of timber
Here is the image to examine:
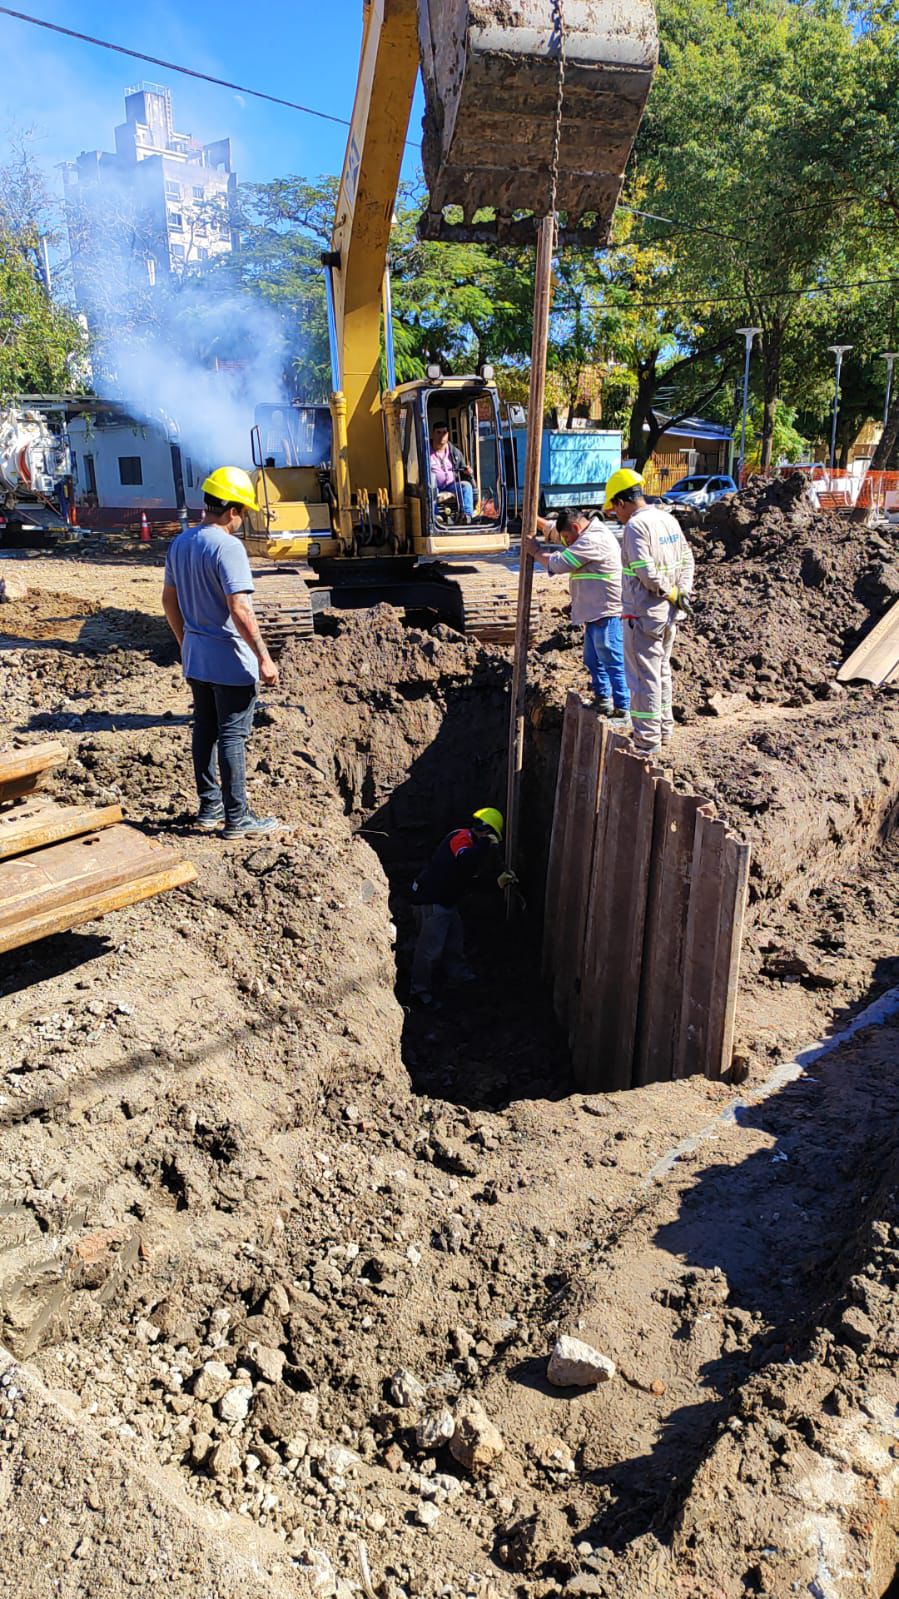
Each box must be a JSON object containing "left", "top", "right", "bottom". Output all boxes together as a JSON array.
[
  {"left": 543, "top": 694, "right": 751, "bottom": 1092},
  {"left": 0, "top": 742, "right": 196, "bottom": 956}
]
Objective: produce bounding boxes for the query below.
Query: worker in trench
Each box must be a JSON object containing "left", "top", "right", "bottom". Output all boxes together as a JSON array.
[
  {"left": 525, "top": 507, "right": 632, "bottom": 724},
  {"left": 604, "top": 468, "right": 695, "bottom": 758},
  {"left": 162, "top": 466, "right": 281, "bottom": 839},
  {"left": 408, "top": 808, "right": 516, "bottom": 1008}
]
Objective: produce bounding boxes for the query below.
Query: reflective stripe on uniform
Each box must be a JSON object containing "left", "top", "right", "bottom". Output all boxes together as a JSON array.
[{"left": 570, "top": 572, "right": 619, "bottom": 581}]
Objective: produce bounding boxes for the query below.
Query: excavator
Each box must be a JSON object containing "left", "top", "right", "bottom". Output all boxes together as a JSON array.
[{"left": 245, "top": 0, "right": 658, "bottom": 647}]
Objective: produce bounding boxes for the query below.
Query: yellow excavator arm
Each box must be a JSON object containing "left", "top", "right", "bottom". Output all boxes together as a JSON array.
[
  {"left": 324, "top": 0, "right": 658, "bottom": 505},
  {"left": 248, "top": 1, "right": 657, "bottom": 642},
  {"left": 326, "top": 0, "right": 419, "bottom": 498}
]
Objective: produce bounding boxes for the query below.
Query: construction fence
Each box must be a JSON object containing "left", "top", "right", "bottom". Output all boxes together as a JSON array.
[
  {"left": 542, "top": 693, "right": 751, "bottom": 1093},
  {"left": 738, "top": 464, "right": 899, "bottom": 515}
]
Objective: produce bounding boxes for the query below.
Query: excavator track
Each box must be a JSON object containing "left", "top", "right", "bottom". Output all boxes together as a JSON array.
[
  {"left": 250, "top": 564, "right": 315, "bottom": 653},
  {"left": 443, "top": 562, "right": 520, "bottom": 645}
]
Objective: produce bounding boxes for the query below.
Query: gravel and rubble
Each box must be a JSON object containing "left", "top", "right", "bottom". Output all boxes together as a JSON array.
[{"left": 0, "top": 538, "right": 898, "bottom": 1598}]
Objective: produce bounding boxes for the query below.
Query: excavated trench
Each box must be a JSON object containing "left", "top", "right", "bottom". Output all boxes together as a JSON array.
[{"left": 4, "top": 589, "right": 899, "bottom": 1599}]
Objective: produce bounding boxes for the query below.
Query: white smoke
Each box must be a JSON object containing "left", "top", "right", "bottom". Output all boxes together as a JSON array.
[
  {"left": 62, "top": 134, "right": 291, "bottom": 470},
  {"left": 97, "top": 287, "right": 287, "bottom": 470}
]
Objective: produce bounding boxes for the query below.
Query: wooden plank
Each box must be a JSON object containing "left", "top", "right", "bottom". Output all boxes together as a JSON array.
[
  {"left": 0, "top": 859, "right": 197, "bottom": 956},
  {"left": 552, "top": 704, "right": 605, "bottom": 1032},
  {"left": 675, "top": 809, "right": 751, "bottom": 1080},
  {"left": 0, "top": 798, "right": 123, "bottom": 861},
  {"left": 632, "top": 785, "right": 703, "bottom": 1087},
  {"left": 0, "top": 826, "right": 179, "bottom": 930},
  {"left": 0, "top": 774, "right": 43, "bottom": 804},
  {"left": 573, "top": 749, "right": 658, "bottom": 1093},
  {"left": 541, "top": 691, "right": 582, "bottom": 984},
  {"left": 703, "top": 831, "right": 751, "bottom": 1080},
  {"left": 0, "top": 741, "right": 67, "bottom": 800}
]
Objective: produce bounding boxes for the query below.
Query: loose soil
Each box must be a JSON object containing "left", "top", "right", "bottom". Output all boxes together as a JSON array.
[{"left": 0, "top": 494, "right": 898, "bottom": 1599}]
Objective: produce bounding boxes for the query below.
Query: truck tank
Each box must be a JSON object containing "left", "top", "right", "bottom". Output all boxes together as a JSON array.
[{"left": 0, "top": 408, "right": 70, "bottom": 503}]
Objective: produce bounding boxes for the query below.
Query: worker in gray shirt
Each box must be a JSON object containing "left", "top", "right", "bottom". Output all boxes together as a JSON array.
[
  {"left": 162, "top": 465, "right": 280, "bottom": 839},
  {"left": 526, "top": 507, "right": 631, "bottom": 721}
]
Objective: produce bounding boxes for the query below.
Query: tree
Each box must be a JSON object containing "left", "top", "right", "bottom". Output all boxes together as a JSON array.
[
  {"left": 0, "top": 138, "right": 85, "bottom": 397},
  {"left": 638, "top": 0, "right": 867, "bottom": 466}
]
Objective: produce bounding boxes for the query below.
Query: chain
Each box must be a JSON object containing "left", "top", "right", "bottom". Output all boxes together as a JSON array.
[{"left": 548, "top": 0, "right": 567, "bottom": 221}]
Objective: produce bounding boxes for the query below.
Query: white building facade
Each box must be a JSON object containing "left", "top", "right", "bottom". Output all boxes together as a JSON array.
[{"left": 62, "top": 84, "right": 238, "bottom": 316}]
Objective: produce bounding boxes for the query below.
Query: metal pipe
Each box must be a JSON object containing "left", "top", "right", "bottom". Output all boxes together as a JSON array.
[
  {"left": 735, "top": 327, "right": 760, "bottom": 483},
  {"left": 880, "top": 353, "right": 898, "bottom": 428},
  {"left": 382, "top": 267, "right": 397, "bottom": 393},
  {"left": 505, "top": 214, "right": 556, "bottom": 905},
  {"left": 323, "top": 265, "right": 341, "bottom": 393},
  {"left": 330, "top": 390, "right": 353, "bottom": 548},
  {"left": 828, "top": 344, "right": 853, "bottom": 473}
]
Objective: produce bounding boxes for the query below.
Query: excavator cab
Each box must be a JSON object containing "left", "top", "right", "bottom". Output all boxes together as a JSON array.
[{"left": 395, "top": 375, "right": 507, "bottom": 557}]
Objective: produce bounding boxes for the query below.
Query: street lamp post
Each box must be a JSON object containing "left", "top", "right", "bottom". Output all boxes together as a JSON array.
[
  {"left": 879, "top": 352, "right": 898, "bottom": 429},
  {"left": 735, "top": 328, "right": 761, "bottom": 484},
  {"left": 827, "top": 344, "right": 853, "bottom": 472}
]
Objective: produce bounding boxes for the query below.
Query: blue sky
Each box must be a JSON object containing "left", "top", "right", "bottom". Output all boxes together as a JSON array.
[{"left": 0, "top": 0, "right": 425, "bottom": 193}]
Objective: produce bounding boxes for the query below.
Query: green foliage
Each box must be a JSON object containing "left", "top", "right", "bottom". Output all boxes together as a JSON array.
[
  {"left": 0, "top": 138, "right": 86, "bottom": 398},
  {"left": 0, "top": 228, "right": 84, "bottom": 397},
  {"left": 741, "top": 401, "right": 809, "bottom": 469}
]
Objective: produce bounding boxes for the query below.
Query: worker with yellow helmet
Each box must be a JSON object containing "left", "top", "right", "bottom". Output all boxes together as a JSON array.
[
  {"left": 603, "top": 468, "right": 695, "bottom": 757},
  {"left": 162, "top": 466, "right": 281, "bottom": 839},
  {"left": 408, "top": 807, "right": 515, "bottom": 1007}
]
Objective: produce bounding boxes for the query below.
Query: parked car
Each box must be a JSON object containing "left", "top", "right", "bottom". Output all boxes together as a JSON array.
[{"left": 662, "top": 473, "right": 737, "bottom": 508}]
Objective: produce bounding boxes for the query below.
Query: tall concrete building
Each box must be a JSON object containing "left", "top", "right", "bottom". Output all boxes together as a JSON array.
[{"left": 62, "top": 83, "right": 238, "bottom": 317}]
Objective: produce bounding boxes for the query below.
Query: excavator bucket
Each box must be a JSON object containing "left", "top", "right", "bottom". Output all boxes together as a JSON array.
[{"left": 417, "top": 0, "right": 658, "bottom": 245}]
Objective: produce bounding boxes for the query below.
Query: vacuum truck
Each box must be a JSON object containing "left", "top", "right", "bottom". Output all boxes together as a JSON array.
[{"left": 0, "top": 404, "right": 72, "bottom": 546}]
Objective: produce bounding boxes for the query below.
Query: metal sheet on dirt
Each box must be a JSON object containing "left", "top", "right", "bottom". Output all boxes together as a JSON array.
[{"left": 836, "top": 596, "right": 899, "bottom": 686}]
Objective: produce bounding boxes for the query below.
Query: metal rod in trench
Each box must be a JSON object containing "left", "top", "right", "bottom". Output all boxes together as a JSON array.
[{"left": 504, "top": 213, "right": 556, "bottom": 914}]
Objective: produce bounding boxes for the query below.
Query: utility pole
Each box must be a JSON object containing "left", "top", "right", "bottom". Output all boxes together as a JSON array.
[
  {"left": 828, "top": 344, "right": 853, "bottom": 472},
  {"left": 735, "top": 328, "right": 761, "bottom": 484}
]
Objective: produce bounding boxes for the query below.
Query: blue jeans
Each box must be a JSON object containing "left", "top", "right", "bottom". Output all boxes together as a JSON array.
[
  {"left": 188, "top": 678, "right": 257, "bottom": 825},
  {"left": 435, "top": 480, "right": 475, "bottom": 518},
  {"left": 584, "top": 617, "right": 630, "bottom": 710}
]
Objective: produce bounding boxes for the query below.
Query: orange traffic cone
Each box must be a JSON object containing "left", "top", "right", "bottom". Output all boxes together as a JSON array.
[{"left": 140, "top": 510, "right": 151, "bottom": 543}]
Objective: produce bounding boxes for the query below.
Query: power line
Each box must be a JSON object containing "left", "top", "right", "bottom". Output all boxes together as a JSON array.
[
  {"left": 552, "top": 274, "right": 899, "bottom": 313},
  {"left": 2, "top": 5, "right": 895, "bottom": 257},
  {"left": 0, "top": 5, "right": 355, "bottom": 129}
]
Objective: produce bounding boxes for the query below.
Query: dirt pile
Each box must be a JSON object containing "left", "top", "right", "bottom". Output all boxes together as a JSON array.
[
  {"left": 678, "top": 474, "right": 899, "bottom": 711},
  {"left": 530, "top": 475, "right": 899, "bottom": 718}
]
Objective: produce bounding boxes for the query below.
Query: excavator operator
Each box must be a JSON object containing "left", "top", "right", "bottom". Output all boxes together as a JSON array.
[
  {"left": 409, "top": 807, "right": 516, "bottom": 1007},
  {"left": 429, "top": 424, "right": 476, "bottom": 525}
]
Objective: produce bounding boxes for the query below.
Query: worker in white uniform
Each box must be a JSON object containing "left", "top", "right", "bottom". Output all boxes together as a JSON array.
[
  {"left": 527, "top": 507, "right": 631, "bottom": 722},
  {"left": 604, "top": 469, "right": 695, "bottom": 758}
]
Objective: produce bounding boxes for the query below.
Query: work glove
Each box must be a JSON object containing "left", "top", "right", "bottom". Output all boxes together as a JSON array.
[
  {"left": 497, "top": 869, "right": 518, "bottom": 891},
  {"left": 666, "top": 586, "right": 694, "bottom": 617}
]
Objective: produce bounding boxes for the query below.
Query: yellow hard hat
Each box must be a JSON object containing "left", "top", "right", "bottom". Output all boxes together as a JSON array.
[
  {"left": 202, "top": 466, "right": 259, "bottom": 512},
  {"left": 603, "top": 467, "right": 644, "bottom": 510},
  {"left": 473, "top": 806, "right": 504, "bottom": 839}
]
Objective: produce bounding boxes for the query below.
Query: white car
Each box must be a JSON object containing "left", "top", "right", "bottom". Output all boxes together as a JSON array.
[{"left": 662, "top": 473, "right": 738, "bottom": 508}]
